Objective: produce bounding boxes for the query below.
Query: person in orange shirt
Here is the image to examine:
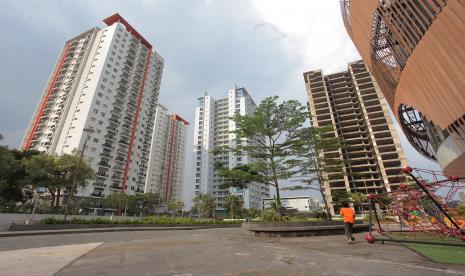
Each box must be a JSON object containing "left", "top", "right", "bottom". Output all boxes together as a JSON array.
[{"left": 340, "top": 202, "right": 355, "bottom": 244}]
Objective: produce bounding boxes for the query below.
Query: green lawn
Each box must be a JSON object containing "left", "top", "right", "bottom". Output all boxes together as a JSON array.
[
  {"left": 404, "top": 243, "right": 465, "bottom": 265},
  {"left": 386, "top": 232, "right": 465, "bottom": 265}
]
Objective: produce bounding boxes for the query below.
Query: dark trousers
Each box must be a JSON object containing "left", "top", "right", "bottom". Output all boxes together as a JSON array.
[{"left": 344, "top": 222, "right": 353, "bottom": 240}]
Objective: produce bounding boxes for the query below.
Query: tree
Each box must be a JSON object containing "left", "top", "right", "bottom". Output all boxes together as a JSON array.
[
  {"left": 284, "top": 126, "right": 346, "bottom": 219},
  {"left": 138, "top": 192, "right": 161, "bottom": 215},
  {"left": 193, "top": 193, "right": 215, "bottom": 218},
  {"left": 0, "top": 147, "right": 41, "bottom": 208},
  {"left": 23, "top": 153, "right": 94, "bottom": 210},
  {"left": 223, "top": 194, "right": 243, "bottom": 218},
  {"left": 103, "top": 192, "right": 129, "bottom": 213},
  {"left": 332, "top": 190, "right": 351, "bottom": 211},
  {"left": 350, "top": 192, "right": 367, "bottom": 213},
  {"left": 0, "top": 147, "right": 23, "bottom": 205},
  {"left": 228, "top": 96, "right": 307, "bottom": 209},
  {"left": 214, "top": 162, "right": 260, "bottom": 191},
  {"left": 167, "top": 200, "right": 185, "bottom": 216}
]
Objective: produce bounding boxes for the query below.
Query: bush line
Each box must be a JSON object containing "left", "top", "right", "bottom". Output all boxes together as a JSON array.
[{"left": 41, "top": 216, "right": 243, "bottom": 225}]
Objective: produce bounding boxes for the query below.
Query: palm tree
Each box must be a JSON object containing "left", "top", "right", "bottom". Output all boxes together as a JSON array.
[
  {"left": 224, "top": 194, "right": 243, "bottom": 219},
  {"left": 350, "top": 192, "right": 367, "bottom": 213},
  {"left": 193, "top": 193, "right": 215, "bottom": 218},
  {"left": 167, "top": 200, "right": 185, "bottom": 217}
]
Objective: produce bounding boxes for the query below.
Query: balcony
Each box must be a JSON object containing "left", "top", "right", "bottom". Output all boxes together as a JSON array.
[
  {"left": 97, "top": 161, "right": 111, "bottom": 168},
  {"left": 90, "top": 192, "right": 104, "bottom": 198},
  {"left": 109, "top": 184, "right": 122, "bottom": 190}
]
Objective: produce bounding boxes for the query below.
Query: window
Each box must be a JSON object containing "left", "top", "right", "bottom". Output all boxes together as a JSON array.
[{"left": 93, "top": 138, "right": 99, "bottom": 143}]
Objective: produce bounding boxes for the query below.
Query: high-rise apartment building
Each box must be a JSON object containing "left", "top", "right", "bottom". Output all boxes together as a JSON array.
[
  {"left": 304, "top": 60, "right": 407, "bottom": 215},
  {"left": 193, "top": 87, "right": 270, "bottom": 210},
  {"left": 145, "top": 104, "right": 189, "bottom": 203},
  {"left": 340, "top": 0, "right": 465, "bottom": 177},
  {"left": 21, "top": 14, "right": 164, "bottom": 198}
]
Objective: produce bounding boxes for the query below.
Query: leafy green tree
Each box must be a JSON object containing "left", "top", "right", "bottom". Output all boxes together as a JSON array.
[
  {"left": 350, "top": 192, "right": 367, "bottom": 213},
  {"left": 0, "top": 147, "right": 24, "bottom": 205},
  {"left": 167, "top": 200, "right": 185, "bottom": 216},
  {"left": 223, "top": 194, "right": 243, "bottom": 218},
  {"left": 228, "top": 96, "right": 307, "bottom": 208},
  {"left": 0, "top": 147, "right": 41, "bottom": 208},
  {"left": 332, "top": 190, "right": 351, "bottom": 212},
  {"left": 23, "top": 153, "right": 94, "bottom": 210},
  {"left": 138, "top": 192, "right": 161, "bottom": 215},
  {"left": 193, "top": 193, "right": 216, "bottom": 218},
  {"left": 103, "top": 192, "right": 129, "bottom": 213},
  {"left": 284, "top": 126, "right": 346, "bottom": 219},
  {"left": 214, "top": 162, "right": 260, "bottom": 191}
]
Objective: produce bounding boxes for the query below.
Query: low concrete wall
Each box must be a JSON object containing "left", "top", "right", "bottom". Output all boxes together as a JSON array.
[
  {"left": 0, "top": 213, "right": 150, "bottom": 231},
  {"left": 243, "top": 221, "right": 368, "bottom": 237},
  {"left": 8, "top": 223, "right": 240, "bottom": 232}
]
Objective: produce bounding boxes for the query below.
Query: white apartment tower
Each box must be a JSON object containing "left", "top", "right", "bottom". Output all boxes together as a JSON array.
[
  {"left": 145, "top": 104, "right": 189, "bottom": 203},
  {"left": 193, "top": 87, "right": 270, "bottom": 210},
  {"left": 22, "top": 14, "right": 164, "bottom": 198}
]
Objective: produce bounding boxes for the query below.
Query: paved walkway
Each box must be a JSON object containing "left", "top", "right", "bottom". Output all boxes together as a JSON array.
[{"left": 0, "top": 228, "right": 463, "bottom": 275}]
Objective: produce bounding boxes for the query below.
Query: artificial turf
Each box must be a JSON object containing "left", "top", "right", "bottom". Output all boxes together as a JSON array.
[
  {"left": 403, "top": 243, "right": 465, "bottom": 265},
  {"left": 385, "top": 232, "right": 465, "bottom": 265}
]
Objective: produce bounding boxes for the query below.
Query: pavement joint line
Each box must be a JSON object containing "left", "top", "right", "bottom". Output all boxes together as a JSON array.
[
  {"left": 54, "top": 242, "right": 106, "bottom": 275},
  {"left": 250, "top": 242, "right": 465, "bottom": 275}
]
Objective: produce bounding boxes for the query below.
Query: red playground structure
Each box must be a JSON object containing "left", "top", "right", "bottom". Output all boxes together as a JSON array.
[{"left": 365, "top": 166, "right": 465, "bottom": 246}]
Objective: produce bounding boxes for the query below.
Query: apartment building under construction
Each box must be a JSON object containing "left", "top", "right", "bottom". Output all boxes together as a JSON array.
[{"left": 304, "top": 60, "right": 407, "bottom": 215}]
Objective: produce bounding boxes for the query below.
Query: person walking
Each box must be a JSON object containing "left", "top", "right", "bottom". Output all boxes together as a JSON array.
[{"left": 340, "top": 202, "right": 355, "bottom": 244}]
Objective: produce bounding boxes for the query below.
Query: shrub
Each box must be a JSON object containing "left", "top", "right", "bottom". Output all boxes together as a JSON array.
[
  {"left": 260, "top": 208, "right": 280, "bottom": 222},
  {"left": 41, "top": 216, "right": 242, "bottom": 225}
]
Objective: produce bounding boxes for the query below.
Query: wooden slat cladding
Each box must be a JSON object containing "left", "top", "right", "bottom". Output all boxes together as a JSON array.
[
  {"left": 341, "top": 0, "right": 352, "bottom": 37},
  {"left": 369, "top": 0, "right": 447, "bottom": 100},
  {"left": 342, "top": 0, "right": 465, "bottom": 176}
]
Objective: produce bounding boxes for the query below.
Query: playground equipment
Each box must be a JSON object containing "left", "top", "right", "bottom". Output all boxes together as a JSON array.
[{"left": 365, "top": 166, "right": 465, "bottom": 246}]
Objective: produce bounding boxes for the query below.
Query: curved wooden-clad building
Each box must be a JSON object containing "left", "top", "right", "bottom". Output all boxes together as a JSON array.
[{"left": 340, "top": 0, "right": 465, "bottom": 177}]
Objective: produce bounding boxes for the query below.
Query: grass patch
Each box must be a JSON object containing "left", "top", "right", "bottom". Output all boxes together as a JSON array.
[
  {"left": 41, "top": 216, "right": 242, "bottom": 225},
  {"left": 404, "top": 243, "right": 465, "bottom": 265},
  {"left": 386, "top": 232, "right": 465, "bottom": 265}
]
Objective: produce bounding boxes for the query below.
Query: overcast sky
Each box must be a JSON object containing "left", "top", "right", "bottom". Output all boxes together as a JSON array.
[{"left": 0, "top": 0, "right": 440, "bottom": 203}]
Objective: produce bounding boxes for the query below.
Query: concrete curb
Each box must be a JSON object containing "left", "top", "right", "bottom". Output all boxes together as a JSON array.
[
  {"left": 0, "top": 224, "right": 241, "bottom": 237},
  {"left": 242, "top": 222, "right": 369, "bottom": 237}
]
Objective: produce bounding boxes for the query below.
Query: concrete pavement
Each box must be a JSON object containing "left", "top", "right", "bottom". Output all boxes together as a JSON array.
[
  {"left": 0, "top": 243, "right": 102, "bottom": 276},
  {"left": 0, "top": 228, "right": 463, "bottom": 275}
]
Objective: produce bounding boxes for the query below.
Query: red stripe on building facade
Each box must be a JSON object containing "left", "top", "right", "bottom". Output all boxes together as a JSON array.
[
  {"left": 121, "top": 51, "right": 153, "bottom": 192},
  {"left": 164, "top": 117, "right": 177, "bottom": 203},
  {"left": 24, "top": 44, "right": 72, "bottom": 150},
  {"left": 164, "top": 114, "right": 189, "bottom": 203}
]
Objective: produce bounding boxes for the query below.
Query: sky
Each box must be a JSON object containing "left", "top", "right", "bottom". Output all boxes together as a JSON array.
[{"left": 0, "top": 0, "right": 441, "bottom": 205}]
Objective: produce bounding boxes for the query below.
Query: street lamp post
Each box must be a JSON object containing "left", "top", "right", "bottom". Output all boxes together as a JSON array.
[{"left": 63, "top": 128, "right": 94, "bottom": 223}]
